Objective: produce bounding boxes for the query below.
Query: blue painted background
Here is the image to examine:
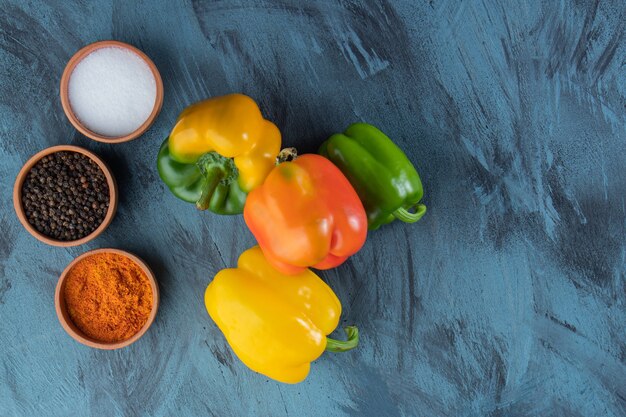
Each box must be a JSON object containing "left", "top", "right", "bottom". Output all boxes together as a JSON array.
[{"left": 1, "top": 1, "right": 625, "bottom": 416}]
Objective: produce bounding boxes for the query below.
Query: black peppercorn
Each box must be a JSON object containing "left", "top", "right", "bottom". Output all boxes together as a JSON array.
[{"left": 21, "top": 151, "right": 109, "bottom": 241}]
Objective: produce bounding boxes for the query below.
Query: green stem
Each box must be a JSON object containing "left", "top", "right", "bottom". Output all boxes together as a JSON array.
[
  {"left": 194, "top": 151, "right": 238, "bottom": 210},
  {"left": 393, "top": 204, "right": 427, "bottom": 223},
  {"left": 325, "top": 326, "right": 359, "bottom": 353},
  {"left": 196, "top": 171, "right": 223, "bottom": 210}
]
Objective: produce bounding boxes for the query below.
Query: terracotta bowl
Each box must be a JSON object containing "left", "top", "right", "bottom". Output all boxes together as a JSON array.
[
  {"left": 60, "top": 40, "right": 164, "bottom": 143},
  {"left": 55, "top": 248, "right": 159, "bottom": 350},
  {"left": 13, "top": 145, "right": 118, "bottom": 247}
]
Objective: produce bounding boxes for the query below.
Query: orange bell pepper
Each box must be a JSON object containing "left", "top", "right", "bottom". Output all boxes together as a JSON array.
[{"left": 244, "top": 154, "right": 367, "bottom": 275}]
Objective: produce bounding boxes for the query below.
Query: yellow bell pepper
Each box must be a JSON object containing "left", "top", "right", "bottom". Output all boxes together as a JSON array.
[
  {"left": 168, "top": 94, "right": 281, "bottom": 191},
  {"left": 205, "top": 246, "right": 359, "bottom": 384}
]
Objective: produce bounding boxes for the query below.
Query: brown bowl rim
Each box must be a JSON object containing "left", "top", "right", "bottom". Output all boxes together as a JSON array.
[
  {"left": 13, "top": 145, "right": 118, "bottom": 247},
  {"left": 60, "top": 40, "right": 164, "bottom": 143},
  {"left": 55, "top": 248, "right": 160, "bottom": 350}
]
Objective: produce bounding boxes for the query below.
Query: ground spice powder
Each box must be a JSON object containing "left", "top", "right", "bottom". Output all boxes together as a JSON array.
[{"left": 63, "top": 252, "right": 153, "bottom": 343}]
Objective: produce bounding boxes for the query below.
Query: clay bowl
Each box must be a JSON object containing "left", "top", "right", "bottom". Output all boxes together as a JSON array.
[
  {"left": 60, "top": 40, "right": 164, "bottom": 143},
  {"left": 13, "top": 145, "right": 118, "bottom": 247},
  {"left": 55, "top": 248, "right": 159, "bottom": 350}
]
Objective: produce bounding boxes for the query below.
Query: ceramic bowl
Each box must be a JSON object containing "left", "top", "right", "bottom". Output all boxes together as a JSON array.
[
  {"left": 60, "top": 40, "right": 164, "bottom": 143},
  {"left": 55, "top": 248, "right": 159, "bottom": 350},
  {"left": 13, "top": 145, "right": 118, "bottom": 247}
]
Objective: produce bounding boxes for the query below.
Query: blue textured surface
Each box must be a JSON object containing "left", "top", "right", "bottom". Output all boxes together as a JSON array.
[{"left": 1, "top": 1, "right": 625, "bottom": 416}]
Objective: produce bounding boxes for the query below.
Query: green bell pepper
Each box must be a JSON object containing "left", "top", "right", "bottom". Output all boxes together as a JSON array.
[
  {"left": 157, "top": 139, "right": 247, "bottom": 214},
  {"left": 319, "top": 123, "right": 426, "bottom": 230}
]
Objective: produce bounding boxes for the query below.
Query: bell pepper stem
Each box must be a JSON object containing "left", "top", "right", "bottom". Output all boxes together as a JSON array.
[
  {"left": 393, "top": 204, "right": 427, "bottom": 223},
  {"left": 195, "top": 151, "right": 238, "bottom": 210},
  {"left": 196, "top": 173, "right": 223, "bottom": 210},
  {"left": 325, "top": 326, "right": 359, "bottom": 353},
  {"left": 277, "top": 147, "right": 298, "bottom": 164}
]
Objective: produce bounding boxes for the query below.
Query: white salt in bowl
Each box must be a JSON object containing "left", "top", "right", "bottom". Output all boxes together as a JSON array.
[{"left": 60, "top": 40, "right": 163, "bottom": 143}]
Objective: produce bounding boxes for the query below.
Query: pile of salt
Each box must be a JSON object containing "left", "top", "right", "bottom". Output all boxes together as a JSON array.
[{"left": 68, "top": 47, "right": 157, "bottom": 138}]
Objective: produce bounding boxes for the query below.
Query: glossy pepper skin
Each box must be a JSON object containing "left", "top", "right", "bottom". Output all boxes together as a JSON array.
[
  {"left": 205, "top": 246, "right": 358, "bottom": 384},
  {"left": 244, "top": 154, "right": 368, "bottom": 275},
  {"left": 158, "top": 94, "right": 281, "bottom": 212},
  {"left": 319, "top": 123, "right": 426, "bottom": 230}
]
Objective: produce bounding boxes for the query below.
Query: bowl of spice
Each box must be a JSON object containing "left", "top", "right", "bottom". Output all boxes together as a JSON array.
[
  {"left": 13, "top": 145, "right": 117, "bottom": 246},
  {"left": 55, "top": 248, "right": 159, "bottom": 349},
  {"left": 60, "top": 40, "right": 163, "bottom": 143}
]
